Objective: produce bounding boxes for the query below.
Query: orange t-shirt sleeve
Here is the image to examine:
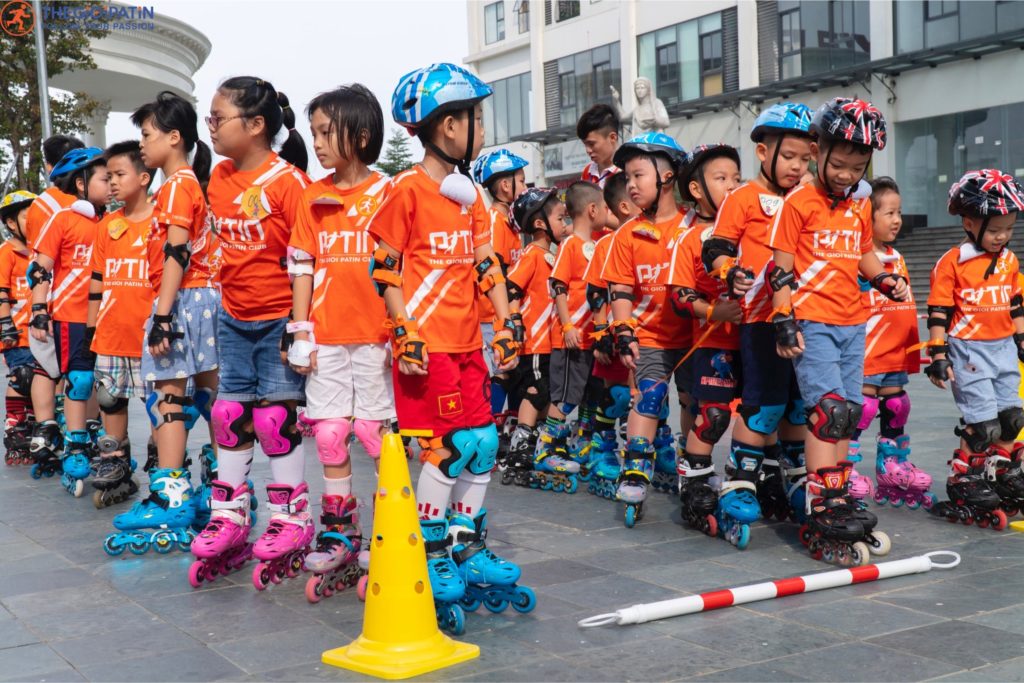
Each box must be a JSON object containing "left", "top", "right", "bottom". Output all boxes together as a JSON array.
[
  {"left": 768, "top": 199, "right": 801, "bottom": 255},
  {"left": 471, "top": 192, "right": 491, "bottom": 249},
  {"left": 507, "top": 248, "right": 536, "bottom": 293},
  {"left": 550, "top": 239, "right": 575, "bottom": 286},
  {"left": 668, "top": 232, "right": 697, "bottom": 289},
  {"left": 859, "top": 203, "right": 874, "bottom": 254},
  {"left": 602, "top": 231, "right": 635, "bottom": 287},
  {"left": 0, "top": 248, "right": 12, "bottom": 291},
  {"left": 928, "top": 254, "right": 956, "bottom": 307},
  {"left": 90, "top": 229, "right": 105, "bottom": 276},
  {"left": 712, "top": 191, "right": 744, "bottom": 243},
  {"left": 157, "top": 179, "right": 198, "bottom": 229},
  {"left": 288, "top": 195, "right": 317, "bottom": 257},
  {"left": 33, "top": 213, "right": 63, "bottom": 263},
  {"left": 366, "top": 183, "right": 412, "bottom": 252}
]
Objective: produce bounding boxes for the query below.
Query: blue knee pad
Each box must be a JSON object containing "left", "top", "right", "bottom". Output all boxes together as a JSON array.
[
  {"left": 193, "top": 387, "right": 215, "bottom": 422},
  {"left": 66, "top": 370, "right": 94, "bottom": 401},
  {"left": 605, "top": 385, "right": 632, "bottom": 419},
  {"left": 559, "top": 402, "right": 577, "bottom": 416},
  {"left": 659, "top": 398, "right": 671, "bottom": 421},
  {"left": 438, "top": 429, "right": 479, "bottom": 478},
  {"left": 785, "top": 399, "right": 807, "bottom": 426},
  {"left": 634, "top": 379, "right": 668, "bottom": 418},
  {"left": 738, "top": 403, "right": 786, "bottom": 435},
  {"left": 468, "top": 424, "right": 499, "bottom": 474}
]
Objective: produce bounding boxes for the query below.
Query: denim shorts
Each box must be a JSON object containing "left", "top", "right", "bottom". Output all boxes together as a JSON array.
[
  {"left": 142, "top": 288, "right": 220, "bottom": 383},
  {"left": 792, "top": 321, "right": 865, "bottom": 407},
  {"left": 948, "top": 336, "right": 1021, "bottom": 424},
  {"left": 217, "top": 309, "right": 305, "bottom": 402},
  {"left": 480, "top": 322, "right": 497, "bottom": 376},
  {"left": 863, "top": 371, "right": 909, "bottom": 388},
  {"left": 3, "top": 346, "right": 35, "bottom": 371}
]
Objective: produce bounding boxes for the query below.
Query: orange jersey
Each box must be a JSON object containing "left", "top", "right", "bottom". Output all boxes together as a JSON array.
[
  {"left": 550, "top": 233, "right": 596, "bottom": 350},
  {"left": 669, "top": 225, "right": 739, "bottom": 351},
  {"left": 602, "top": 211, "right": 695, "bottom": 348},
  {"left": 33, "top": 201, "right": 98, "bottom": 324},
  {"left": 929, "top": 244, "right": 1021, "bottom": 341},
  {"left": 208, "top": 153, "right": 310, "bottom": 321},
  {"left": 290, "top": 172, "right": 391, "bottom": 345},
  {"left": 712, "top": 181, "right": 789, "bottom": 324},
  {"left": 0, "top": 242, "right": 32, "bottom": 348},
  {"left": 863, "top": 247, "right": 920, "bottom": 375},
  {"left": 583, "top": 231, "right": 617, "bottom": 290},
  {"left": 478, "top": 207, "right": 523, "bottom": 323},
  {"left": 24, "top": 186, "right": 76, "bottom": 245},
  {"left": 507, "top": 242, "right": 554, "bottom": 355},
  {"left": 90, "top": 209, "right": 154, "bottom": 357},
  {"left": 367, "top": 165, "right": 491, "bottom": 354},
  {"left": 581, "top": 162, "right": 619, "bottom": 188},
  {"left": 149, "top": 168, "right": 215, "bottom": 295},
  {"left": 768, "top": 183, "right": 873, "bottom": 325}
]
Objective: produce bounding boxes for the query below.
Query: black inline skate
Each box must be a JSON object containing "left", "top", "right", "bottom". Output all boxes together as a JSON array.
[
  {"left": 930, "top": 449, "right": 1008, "bottom": 530},
  {"left": 677, "top": 450, "right": 718, "bottom": 536},
  {"left": 91, "top": 436, "right": 139, "bottom": 508}
]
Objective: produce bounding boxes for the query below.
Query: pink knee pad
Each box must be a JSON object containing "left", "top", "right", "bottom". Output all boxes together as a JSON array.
[
  {"left": 353, "top": 419, "right": 384, "bottom": 459},
  {"left": 211, "top": 399, "right": 254, "bottom": 449},
  {"left": 314, "top": 418, "right": 352, "bottom": 466},
  {"left": 880, "top": 391, "right": 910, "bottom": 430},
  {"left": 857, "top": 395, "right": 879, "bottom": 431},
  {"left": 253, "top": 403, "right": 302, "bottom": 456}
]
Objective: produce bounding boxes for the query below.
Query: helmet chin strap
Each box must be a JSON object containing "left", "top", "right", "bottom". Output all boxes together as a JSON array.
[
  {"left": 423, "top": 107, "right": 475, "bottom": 176},
  {"left": 641, "top": 156, "right": 668, "bottom": 220},
  {"left": 695, "top": 163, "right": 718, "bottom": 218},
  {"left": 759, "top": 133, "right": 786, "bottom": 195},
  {"left": 969, "top": 216, "right": 1001, "bottom": 279}
]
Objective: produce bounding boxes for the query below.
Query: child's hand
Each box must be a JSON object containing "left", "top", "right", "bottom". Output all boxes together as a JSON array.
[
  {"left": 772, "top": 313, "right": 803, "bottom": 358},
  {"left": 710, "top": 299, "right": 742, "bottom": 324},
  {"left": 925, "top": 356, "right": 954, "bottom": 389},
  {"left": 594, "top": 349, "right": 611, "bottom": 365},
  {"left": 288, "top": 350, "right": 318, "bottom": 375},
  {"left": 399, "top": 353, "right": 429, "bottom": 376},
  {"left": 564, "top": 326, "right": 582, "bottom": 349}
]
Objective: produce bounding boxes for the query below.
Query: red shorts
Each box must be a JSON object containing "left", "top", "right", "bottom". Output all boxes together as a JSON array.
[
  {"left": 393, "top": 350, "right": 492, "bottom": 437},
  {"left": 592, "top": 355, "right": 629, "bottom": 384}
]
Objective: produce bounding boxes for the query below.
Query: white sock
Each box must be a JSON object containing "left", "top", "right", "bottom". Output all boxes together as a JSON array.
[
  {"left": 217, "top": 447, "right": 253, "bottom": 488},
  {"left": 324, "top": 475, "right": 352, "bottom": 498},
  {"left": 449, "top": 471, "right": 490, "bottom": 518},
  {"left": 416, "top": 462, "right": 456, "bottom": 520},
  {"left": 268, "top": 448, "right": 305, "bottom": 487}
]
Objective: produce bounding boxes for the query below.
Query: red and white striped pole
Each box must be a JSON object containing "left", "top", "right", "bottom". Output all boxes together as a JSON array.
[{"left": 578, "top": 551, "right": 960, "bottom": 628}]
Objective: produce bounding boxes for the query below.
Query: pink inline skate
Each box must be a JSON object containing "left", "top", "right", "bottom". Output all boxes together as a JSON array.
[
  {"left": 845, "top": 440, "right": 875, "bottom": 503},
  {"left": 189, "top": 481, "right": 254, "bottom": 588},
  {"left": 303, "top": 494, "right": 366, "bottom": 603},
  {"left": 252, "top": 482, "right": 314, "bottom": 590},
  {"left": 874, "top": 436, "right": 935, "bottom": 509}
]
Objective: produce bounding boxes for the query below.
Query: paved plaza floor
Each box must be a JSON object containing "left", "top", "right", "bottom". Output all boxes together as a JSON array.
[{"left": 1, "top": 373, "right": 1023, "bottom": 682}]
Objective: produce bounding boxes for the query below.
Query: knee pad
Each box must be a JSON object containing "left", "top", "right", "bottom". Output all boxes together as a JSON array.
[
  {"left": 8, "top": 365, "right": 34, "bottom": 397},
  {"left": 192, "top": 387, "right": 215, "bottom": 422},
  {"left": 146, "top": 390, "right": 194, "bottom": 429},
  {"left": 879, "top": 391, "right": 910, "bottom": 431},
  {"left": 808, "top": 393, "right": 852, "bottom": 444},
  {"left": 958, "top": 418, "right": 1001, "bottom": 453},
  {"left": 353, "top": 418, "right": 384, "bottom": 459},
  {"left": 602, "top": 384, "right": 632, "bottom": 419},
  {"left": 634, "top": 379, "right": 668, "bottom": 418},
  {"left": 858, "top": 395, "right": 880, "bottom": 431},
  {"left": 845, "top": 401, "right": 862, "bottom": 439},
  {"left": 525, "top": 382, "right": 548, "bottom": 412},
  {"left": 436, "top": 428, "right": 478, "bottom": 478},
  {"left": 998, "top": 407, "right": 1024, "bottom": 443},
  {"left": 693, "top": 403, "right": 732, "bottom": 445},
  {"left": 66, "top": 370, "right": 94, "bottom": 401},
  {"left": 784, "top": 399, "right": 806, "bottom": 426},
  {"left": 738, "top": 403, "right": 786, "bottom": 435},
  {"left": 558, "top": 402, "right": 578, "bottom": 417},
  {"left": 314, "top": 417, "right": 352, "bottom": 466},
  {"left": 95, "top": 381, "right": 127, "bottom": 414},
  {"left": 253, "top": 402, "right": 302, "bottom": 457},
  {"left": 211, "top": 399, "right": 255, "bottom": 448},
  {"left": 467, "top": 423, "right": 499, "bottom": 474}
]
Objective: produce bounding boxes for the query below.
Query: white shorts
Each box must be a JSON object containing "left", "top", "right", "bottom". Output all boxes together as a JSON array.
[{"left": 304, "top": 343, "right": 395, "bottom": 421}]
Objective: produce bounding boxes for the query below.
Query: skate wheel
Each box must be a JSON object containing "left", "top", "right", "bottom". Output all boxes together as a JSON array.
[
  {"left": 991, "top": 509, "right": 1009, "bottom": 531},
  {"left": 129, "top": 540, "right": 149, "bottom": 555},
  {"left": 252, "top": 563, "right": 270, "bottom": 591},
  {"left": 735, "top": 525, "right": 751, "bottom": 551},
  {"left": 922, "top": 493, "right": 937, "bottom": 510},
  {"left": 72, "top": 479, "right": 84, "bottom": 498},
  {"left": 1003, "top": 505, "right": 1018, "bottom": 517},
  {"left": 188, "top": 561, "right": 206, "bottom": 589},
  {"left": 459, "top": 596, "right": 481, "bottom": 612},
  {"left": 511, "top": 586, "right": 537, "bottom": 614},
  {"left": 977, "top": 515, "right": 990, "bottom": 529},
  {"left": 890, "top": 496, "right": 904, "bottom": 508},
  {"left": 484, "top": 597, "right": 509, "bottom": 614},
  {"left": 305, "top": 576, "right": 323, "bottom": 604},
  {"left": 270, "top": 568, "right": 284, "bottom": 585},
  {"left": 103, "top": 536, "right": 124, "bottom": 556},
  {"left": 92, "top": 490, "right": 104, "bottom": 509},
  {"left": 906, "top": 498, "right": 922, "bottom": 510},
  {"left": 567, "top": 478, "right": 578, "bottom": 494},
  {"left": 704, "top": 514, "right": 718, "bottom": 538},
  {"left": 810, "top": 547, "right": 823, "bottom": 561},
  {"left": 874, "top": 493, "right": 888, "bottom": 506},
  {"left": 850, "top": 542, "right": 871, "bottom": 566},
  {"left": 798, "top": 524, "right": 811, "bottom": 547},
  {"left": 442, "top": 605, "right": 465, "bottom": 636},
  {"left": 624, "top": 505, "right": 638, "bottom": 528},
  {"left": 30, "top": 465, "right": 42, "bottom": 479},
  {"left": 152, "top": 531, "right": 174, "bottom": 554},
  {"left": 869, "top": 531, "right": 892, "bottom": 556},
  {"left": 357, "top": 575, "right": 368, "bottom": 601},
  {"left": 178, "top": 540, "right": 192, "bottom": 553}
]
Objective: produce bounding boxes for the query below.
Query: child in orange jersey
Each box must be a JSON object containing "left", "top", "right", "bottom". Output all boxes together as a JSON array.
[
  {"left": 602, "top": 132, "right": 694, "bottom": 527},
  {"left": 848, "top": 177, "right": 932, "bottom": 509},
  {"left": 578, "top": 173, "right": 638, "bottom": 498},
  {"left": 926, "top": 169, "right": 1024, "bottom": 529},
  {"left": 502, "top": 188, "right": 575, "bottom": 491},
  {"left": 87, "top": 141, "right": 156, "bottom": 508},
  {"left": 287, "top": 84, "right": 392, "bottom": 596},
  {"left": 28, "top": 148, "right": 107, "bottom": 496},
  {"left": 769, "top": 98, "right": 905, "bottom": 563}
]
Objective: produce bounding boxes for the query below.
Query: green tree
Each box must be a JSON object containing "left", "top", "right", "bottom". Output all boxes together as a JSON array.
[
  {"left": 375, "top": 127, "right": 414, "bottom": 177},
  {"left": 1, "top": 1, "right": 103, "bottom": 192}
]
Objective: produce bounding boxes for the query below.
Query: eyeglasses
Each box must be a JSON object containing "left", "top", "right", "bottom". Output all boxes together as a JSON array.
[{"left": 205, "top": 114, "right": 245, "bottom": 130}]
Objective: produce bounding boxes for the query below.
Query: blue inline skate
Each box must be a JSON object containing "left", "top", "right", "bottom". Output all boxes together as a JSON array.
[
  {"left": 566, "top": 414, "right": 595, "bottom": 469},
  {"left": 420, "top": 517, "right": 467, "bottom": 635},
  {"left": 61, "top": 429, "right": 94, "bottom": 497},
  {"left": 715, "top": 445, "right": 763, "bottom": 549},
  {"left": 29, "top": 419, "right": 63, "bottom": 479},
  {"left": 91, "top": 436, "right": 139, "bottom": 509},
  {"left": 531, "top": 422, "right": 579, "bottom": 493},
  {"left": 616, "top": 437, "right": 655, "bottom": 528},
  {"left": 104, "top": 468, "right": 196, "bottom": 555},
  {"left": 652, "top": 423, "right": 678, "bottom": 493},
  {"left": 449, "top": 509, "right": 536, "bottom": 616},
  {"left": 585, "top": 430, "right": 620, "bottom": 499}
]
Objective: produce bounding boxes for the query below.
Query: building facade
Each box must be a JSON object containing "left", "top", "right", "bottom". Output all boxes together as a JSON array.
[{"left": 465, "top": 0, "right": 1024, "bottom": 229}]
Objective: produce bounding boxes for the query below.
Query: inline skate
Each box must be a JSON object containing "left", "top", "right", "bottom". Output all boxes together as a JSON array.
[
  {"left": 801, "top": 465, "right": 870, "bottom": 566},
  {"left": 91, "top": 436, "right": 138, "bottom": 508},
  {"left": 677, "top": 450, "right": 718, "bottom": 537},
  {"left": 105, "top": 468, "right": 196, "bottom": 555},
  {"left": 715, "top": 444, "right": 763, "bottom": 549},
  {"left": 756, "top": 442, "right": 791, "bottom": 521},
  {"left": 529, "top": 422, "right": 579, "bottom": 493},
  {"left": 616, "top": 437, "right": 654, "bottom": 528},
  {"left": 29, "top": 419, "right": 63, "bottom": 479},
  {"left": 584, "top": 429, "right": 620, "bottom": 499},
  {"left": 651, "top": 423, "right": 677, "bottom": 493},
  {"left": 189, "top": 480, "right": 254, "bottom": 587},
  {"left": 252, "top": 483, "right": 314, "bottom": 590},
  {"left": 874, "top": 435, "right": 935, "bottom": 509},
  {"left": 984, "top": 445, "right": 1024, "bottom": 517},
  {"left": 421, "top": 517, "right": 467, "bottom": 635},
  {"left": 930, "top": 449, "right": 1007, "bottom": 529},
  {"left": 449, "top": 508, "right": 536, "bottom": 616},
  {"left": 304, "top": 495, "right": 366, "bottom": 603}
]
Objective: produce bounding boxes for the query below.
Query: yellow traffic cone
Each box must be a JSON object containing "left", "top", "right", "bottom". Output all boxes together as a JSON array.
[{"left": 321, "top": 433, "right": 479, "bottom": 679}]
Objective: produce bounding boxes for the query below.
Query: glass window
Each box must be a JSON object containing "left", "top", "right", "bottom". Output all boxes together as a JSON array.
[
  {"left": 656, "top": 43, "right": 679, "bottom": 104},
  {"left": 700, "top": 31, "right": 723, "bottom": 96},
  {"left": 896, "top": 0, "right": 924, "bottom": 52},
  {"left": 780, "top": 8, "right": 802, "bottom": 78},
  {"left": 556, "top": 0, "right": 580, "bottom": 22},
  {"left": 636, "top": 11, "right": 727, "bottom": 103},
  {"left": 897, "top": 0, "right": 1022, "bottom": 53},
  {"left": 484, "top": 72, "right": 533, "bottom": 145},
  {"left": 555, "top": 43, "right": 620, "bottom": 127},
  {"left": 778, "top": 1, "right": 868, "bottom": 78},
  {"left": 485, "top": 2, "right": 505, "bottom": 44},
  {"left": 514, "top": 0, "right": 529, "bottom": 33}
]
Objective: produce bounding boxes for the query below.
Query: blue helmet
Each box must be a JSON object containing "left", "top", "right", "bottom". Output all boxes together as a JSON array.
[
  {"left": 750, "top": 103, "right": 813, "bottom": 143},
  {"left": 472, "top": 149, "right": 529, "bottom": 186},
  {"left": 49, "top": 147, "right": 104, "bottom": 181},
  {"left": 612, "top": 132, "right": 687, "bottom": 171},
  {"left": 391, "top": 63, "right": 492, "bottom": 131}
]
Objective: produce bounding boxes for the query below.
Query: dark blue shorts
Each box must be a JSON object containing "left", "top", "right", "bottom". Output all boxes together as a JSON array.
[
  {"left": 692, "top": 348, "right": 742, "bottom": 405},
  {"left": 739, "top": 322, "right": 800, "bottom": 408},
  {"left": 3, "top": 346, "right": 35, "bottom": 371},
  {"left": 53, "top": 321, "right": 94, "bottom": 374}
]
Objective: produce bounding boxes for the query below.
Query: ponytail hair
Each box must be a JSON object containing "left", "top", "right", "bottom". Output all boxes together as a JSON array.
[
  {"left": 131, "top": 91, "right": 211, "bottom": 185},
  {"left": 218, "top": 76, "right": 309, "bottom": 172}
]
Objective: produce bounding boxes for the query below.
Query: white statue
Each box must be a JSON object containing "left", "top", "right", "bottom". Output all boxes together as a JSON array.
[{"left": 611, "top": 77, "right": 670, "bottom": 135}]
